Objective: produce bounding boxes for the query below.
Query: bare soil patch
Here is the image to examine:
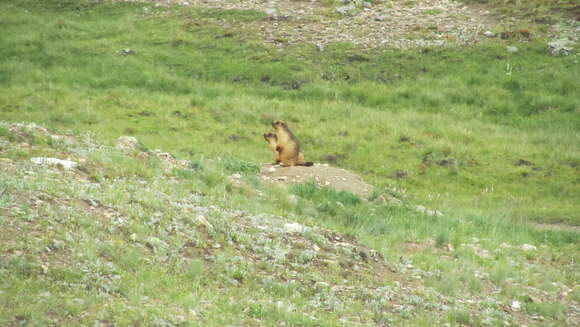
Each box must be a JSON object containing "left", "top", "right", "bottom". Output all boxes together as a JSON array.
[{"left": 260, "top": 163, "right": 374, "bottom": 198}]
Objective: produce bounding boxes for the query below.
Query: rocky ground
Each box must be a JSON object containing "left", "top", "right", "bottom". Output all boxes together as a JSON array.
[
  {"left": 124, "top": 0, "right": 580, "bottom": 51},
  {"left": 139, "top": 0, "right": 494, "bottom": 48}
]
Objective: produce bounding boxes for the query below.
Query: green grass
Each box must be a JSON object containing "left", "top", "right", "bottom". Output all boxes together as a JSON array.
[
  {"left": 1, "top": 0, "right": 578, "bottom": 225},
  {"left": 0, "top": 2, "right": 579, "bottom": 324},
  {"left": 0, "top": 119, "right": 579, "bottom": 326}
]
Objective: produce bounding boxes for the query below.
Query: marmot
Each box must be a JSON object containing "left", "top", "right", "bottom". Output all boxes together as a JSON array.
[
  {"left": 263, "top": 132, "right": 281, "bottom": 164},
  {"left": 270, "top": 120, "right": 313, "bottom": 167}
]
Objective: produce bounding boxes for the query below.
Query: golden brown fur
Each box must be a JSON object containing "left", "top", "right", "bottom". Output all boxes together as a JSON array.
[
  {"left": 270, "top": 120, "right": 313, "bottom": 167},
  {"left": 263, "top": 133, "right": 281, "bottom": 164}
]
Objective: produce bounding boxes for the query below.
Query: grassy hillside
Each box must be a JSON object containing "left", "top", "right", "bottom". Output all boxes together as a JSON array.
[
  {"left": 1, "top": 0, "right": 579, "bottom": 224},
  {"left": 1, "top": 121, "right": 578, "bottom": 326},
  {"left": 0, "top": 1, "right": 579, "bottom": 324},
  {"left": 1, "top": 0, "right": 578, "bottom": 225}
]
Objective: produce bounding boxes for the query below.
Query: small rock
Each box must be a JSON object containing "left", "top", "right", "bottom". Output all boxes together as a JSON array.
[
  {"left": 268, "top": 167, "right": 276, "bottom": 173},
  {"left": 316, "top": 281, "right": 330, "bottom": 288},
  {"left": 521, "top": 244, "right": 537, "bottom": 251},
  {"left": 375, "top": 15, "right": 387, "bottom": 22},
  {"left": 511, "top": 300, "right": 521, "bottom": 311},
  {"left": 283, "top": 222, "right": 307, "bottom": 234},
  {"left": 230, "top": 173, "right": 242, "bottom": 179},
  {"left": 31, "top": 157, "right": 77, "bottom": 169},
  {"left": 548, "top": 39, "right": 574, "bottom": 56},
  {"left": 483, "top": 31, "right": 495, "bottom": 37},
  {"left": 265, "top": 7, "right": 277, "bottom": 18},
  {"left": 116, "top": 136, "right": 139, "bottom": 152},
  {"left": 477, "top": 248, "right": 493, "bottom": 259},
  {"left": 506, "top": 46, "right": 519, "bottom": 53},
  {"left": 336, "top": 4, "right": 357, "bottom": 16},
  {"left": 446, "top": 244, "right": 454, "bottom": 252},
  {"left": 375, "top": 194, "right": 402, "bottom": 205},
  {"left": 194, "top": 215, "right": 213, "bottom": 230},
  {"left": 316, "top": 44, "right": 325, "bottom": 52},
  {"left": 531, "top": 315, "right": 545, "bottom": 321},
  {"left": 118, "top": 49, "right": 137, "bottom": 56}
]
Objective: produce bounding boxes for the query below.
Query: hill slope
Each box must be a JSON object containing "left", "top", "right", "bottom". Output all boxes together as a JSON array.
[
  {"left": 0, "top": 0, "right": 579, "bottom": 325},
  {"left": 1, "top": 122, "right": 578, "bottom": 326}
]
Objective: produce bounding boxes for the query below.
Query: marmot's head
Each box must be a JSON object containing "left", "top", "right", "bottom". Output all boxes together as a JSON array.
[
  {"left": 263, "top": 132, "right": 277, "bottom": 143},
  {"left": 272, "top": 120, "right": 287, "bottom": 130}
]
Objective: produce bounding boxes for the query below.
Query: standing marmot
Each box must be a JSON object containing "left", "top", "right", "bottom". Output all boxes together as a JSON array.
[{"left": 268, "top": 120, "right": 313, "bottom": 167}]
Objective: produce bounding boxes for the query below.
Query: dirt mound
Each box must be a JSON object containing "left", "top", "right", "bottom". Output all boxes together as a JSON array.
[{"left": 260, "top": 163, "right": 374, "bottom": 198}]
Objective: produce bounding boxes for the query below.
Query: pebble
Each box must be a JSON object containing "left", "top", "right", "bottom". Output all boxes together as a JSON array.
[
  {"left": 31, "top": 157, "right": 77, "bottom": 169},
  {"left": 116, "top": 135, "right": 139, "bottom": 151},
  {"left": 375, "top": 15, "right": 387, "bottom": 22},
  {"left": 283, "top": 222, "right": 307, "bottom": 233},
  {"left": 506, "top": 46, "right": 519, "bottom": 53},
  {"left": 194, "top": 215, "right": 214, "bottom": 230}
]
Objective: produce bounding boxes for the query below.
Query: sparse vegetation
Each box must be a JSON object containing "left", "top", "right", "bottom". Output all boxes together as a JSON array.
[
  {"left": 459, "top": 0, "right": 579, "bottom": 22},
  {"left": 0, "top": 0, "right": 578, "bottom": 326}
]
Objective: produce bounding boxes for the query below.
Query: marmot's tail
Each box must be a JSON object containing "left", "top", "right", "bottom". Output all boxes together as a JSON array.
[{"left": 298, "top": 162, "right": 314, "bottom": 167}]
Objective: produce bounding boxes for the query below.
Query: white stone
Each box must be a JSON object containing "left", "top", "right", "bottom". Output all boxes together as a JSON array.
[
  {"left": 374, "top": 14, "right": 386, "bottom": 22},
  {"left": 265, "top": 8, "right": 277, "bottom": 17},
  {"left": 415, "top": 205, "right": 426, "bottom": 213},
  {"left": 548, "top": 39, "right": 574, "bottom": 56},
  {"left": 283, "top": 222, "right": 307, "bottom": 234},
  {"left": 506, "top": 46, "right": 519, "bottom": 53},
  {"left": 194, "top": 215, "right": 213, "bottom": 230},
  {"left": 116, "top": 135, "right": 139, "bottom": 151},
  {"left": 336, "top": 4, "right": 357, "bottom": 16},
  {"left": 499, "top": 243, "right": 511, "bottom": 249},
  {"left": 31, "top": 157, "right": 77, "bottom": 169}
]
